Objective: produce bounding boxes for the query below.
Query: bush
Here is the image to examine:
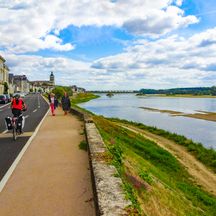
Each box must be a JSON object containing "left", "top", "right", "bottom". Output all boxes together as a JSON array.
[{"left": 79, "top": 140, "right": 87, "bottom": 151}]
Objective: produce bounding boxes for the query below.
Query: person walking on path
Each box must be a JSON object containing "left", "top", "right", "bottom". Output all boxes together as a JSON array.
[
  {"left": 61, "top": 92, "right": 71, "bottom": 115},
  {"left": 49, "top": 93, "right": 58, "bottom": 116}
]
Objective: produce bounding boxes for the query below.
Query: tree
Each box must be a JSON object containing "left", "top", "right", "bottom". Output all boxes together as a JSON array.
[
  {"left": 3, "top": 82, "right": 9, "bottom": 94},
  {"left": 62, "top": 86, "right": 73, "bottom": 96},
  {"left": 52, "top": 86, "right": 65, "bottom": 99},
  {"left": 211, "top": 86, "right": 216, "bottom": 96}
]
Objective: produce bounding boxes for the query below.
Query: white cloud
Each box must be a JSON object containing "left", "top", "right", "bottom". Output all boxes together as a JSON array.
[
  {"left": 1, "top": 0, "right": 214, "bottom": 90},
  {"left": 42, "top": 35, "right": 74, "bottom": 51},
  {"left": 2, "top": 27, "right": 216, "bottom": 90},
  {"left": 90, "top": 28, "right": 216, "bottom": 89},
  {"left": 175, "top": 0, "right": 183, "bottom": 6},
  {"left": 123, "top": 6, "right": 198, "bottom": 36},
  {"left": 2, "top": 52, "right": 100, "bottom": 89},
  {"left": 0, "top": 0, "right": 198, "bottom": 53},
  {"left": 1, "top": 25, "right": 216, "bottom": 90}
]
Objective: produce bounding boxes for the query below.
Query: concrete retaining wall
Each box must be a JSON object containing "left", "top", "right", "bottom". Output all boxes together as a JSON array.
[{"left": 70, "top": 107, "right": 131, "bottom": 216}]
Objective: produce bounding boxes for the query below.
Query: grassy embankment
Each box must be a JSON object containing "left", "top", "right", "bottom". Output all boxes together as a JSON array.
[
  {"left": 73, "top": 93, "right": 216, "bottom": 215},
  {"left": 110, "top": 118, "right": 216, "bottom": 174},
  {"left": 70, "top": 92, "right": 100, "bottom": 109},
  {"left": 94, "top": 116, "right": 216, "bottom": 215}
]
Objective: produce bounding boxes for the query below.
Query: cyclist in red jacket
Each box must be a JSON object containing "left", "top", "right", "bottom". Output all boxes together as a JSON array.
[
  {"left": 11, "top": 94, "right": 27, "bottom": 134},
  {"left": 11, "top": 94, "right": 27, "bottom": 117}
]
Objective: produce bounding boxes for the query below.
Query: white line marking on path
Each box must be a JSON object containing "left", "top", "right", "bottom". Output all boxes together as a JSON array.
[
  {"left": 0, "top": 132, "right": 34, "bottom": 138},
  {"left": 2, "top": 130, "right": 8, "bottom": 134},
  {"left": 33, "top": 109, "right": 37, "bottom": 113},
  {"left": 0, "top": 103, "right": 10, "bottom": 109},
  {"left": 0, "top": 107, "right": 50, "bottom": 192},
  {"left": 24, "top": 115, "right": 29, "bottom": 119},
  {"left": 37, "top": 94, "right": 41, "bottom": 108}
]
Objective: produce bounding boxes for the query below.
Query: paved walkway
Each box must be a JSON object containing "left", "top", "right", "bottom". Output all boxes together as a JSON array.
[{"left": 0, "top": 108, "right": 95, "bottom": 216}]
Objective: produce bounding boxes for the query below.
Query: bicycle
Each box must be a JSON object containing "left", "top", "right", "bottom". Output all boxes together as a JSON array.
[
  {"left": 5, "top": 110, "right": 26, "bottom": 141},
  {"left": 11, "top": 114, "right": 23, "bottom": 141}
]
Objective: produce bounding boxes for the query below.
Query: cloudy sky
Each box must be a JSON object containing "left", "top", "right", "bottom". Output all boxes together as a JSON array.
[{"left": 0, "top": 0, "right": 216, "bottom": 90}]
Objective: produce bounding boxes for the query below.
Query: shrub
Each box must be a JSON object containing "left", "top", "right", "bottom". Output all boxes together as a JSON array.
[{"left": 79, "top": 140, "right": 87, "bottom": 151}]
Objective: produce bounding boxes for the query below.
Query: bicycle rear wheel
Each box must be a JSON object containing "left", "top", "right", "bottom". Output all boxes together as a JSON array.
[{"left": 12, "top": 127, "right": 17, "bottom": 141}]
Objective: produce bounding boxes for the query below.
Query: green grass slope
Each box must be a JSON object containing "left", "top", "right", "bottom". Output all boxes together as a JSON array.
[{"left": 93, "top": 116, "right": 216, "bottom": 216}]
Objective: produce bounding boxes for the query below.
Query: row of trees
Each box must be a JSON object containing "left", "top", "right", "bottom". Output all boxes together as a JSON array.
[{"left": 139, "top": 86, "right": 216, "bottom": 96}]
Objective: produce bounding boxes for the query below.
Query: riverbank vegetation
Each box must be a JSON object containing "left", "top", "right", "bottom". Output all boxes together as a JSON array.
[
  {"left": 73, "top": 93, "right": 216, "bottom": 215},
  {"left": 93, "top": 116, "right": 216, "bottom": 215},
  {"left": 110, "top": 118, "right": 216, "bottom": 173},
  {"left": 139, "top": 86, "right": 216, "bottom": 96},
  {"left": 48, "top": 87, "right": 100, "bottom": 103},
  {"left": 71, "top": 92, "right": 100, "bottom": 105}
]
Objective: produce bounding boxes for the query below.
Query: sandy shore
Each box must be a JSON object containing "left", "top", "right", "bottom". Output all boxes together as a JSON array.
[
  {"left": 136, "top": 94, "right": 216, "bottom": 98},
  {"left": 140, "top": 107, "right": 216, "bottom": 122}
]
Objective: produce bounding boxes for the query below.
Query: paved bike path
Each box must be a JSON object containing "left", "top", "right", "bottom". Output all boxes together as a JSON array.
[
  {"left": 0, "top": 108, "right": 95, "bottom": 216},
  {"left": 0, "top": 94, "right": 49, "bottom": 181}
]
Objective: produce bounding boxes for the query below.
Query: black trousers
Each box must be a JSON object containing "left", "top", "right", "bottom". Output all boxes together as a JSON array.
[{"left": 12, "top": 109, "right": 22, "bottom": 117}]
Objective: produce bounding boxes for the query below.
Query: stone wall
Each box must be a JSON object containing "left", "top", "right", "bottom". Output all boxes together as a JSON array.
[{"left": 70, "top": 107, "right": 131, "bottom": 216}]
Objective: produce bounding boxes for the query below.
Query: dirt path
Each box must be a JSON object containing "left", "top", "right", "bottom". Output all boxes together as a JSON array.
[
  {"left": 0, "top": 108, "right": 95, "bottom": 216},
  {"left": 120, "top": 124, "right": 216, "bottom": 196}
]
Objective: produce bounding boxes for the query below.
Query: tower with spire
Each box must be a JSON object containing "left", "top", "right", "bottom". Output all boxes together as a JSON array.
[{"left": 50, "top": 71, "right": 55, "bottom": 85}]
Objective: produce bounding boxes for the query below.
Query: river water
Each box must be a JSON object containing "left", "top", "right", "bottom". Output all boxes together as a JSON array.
[{"left": 80, "top": 94, "right": 216, "bottom": 149}]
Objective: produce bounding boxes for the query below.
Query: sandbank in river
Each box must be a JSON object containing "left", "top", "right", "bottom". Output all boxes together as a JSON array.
[{"left": 140, "top": 107, "right": 216, "bottom": 122}]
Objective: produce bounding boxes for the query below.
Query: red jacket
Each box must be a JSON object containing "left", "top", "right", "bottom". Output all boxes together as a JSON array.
[{"left": 11, "top": 99, "right": 24, "bottom": 110}]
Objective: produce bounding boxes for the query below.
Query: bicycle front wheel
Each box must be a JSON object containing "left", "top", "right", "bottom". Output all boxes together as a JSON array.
[{"left": 12, "top": 127, "right": 17, "bottom": 141}]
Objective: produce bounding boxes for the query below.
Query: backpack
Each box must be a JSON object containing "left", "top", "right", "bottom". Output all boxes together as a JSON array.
[
  {"left": 5, "top": 117, "right": 13, "bottom": 130},
  {"left": 17, "top": 116, "right": 24, "bottom": 130}
]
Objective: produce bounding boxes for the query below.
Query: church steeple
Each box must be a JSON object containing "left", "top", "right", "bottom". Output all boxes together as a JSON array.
[{"left": 50, "top": 71, "right": 55, "bottom": 85}]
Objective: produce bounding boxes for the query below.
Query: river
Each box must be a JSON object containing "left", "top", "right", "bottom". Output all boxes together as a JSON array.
[{"left": 79, "top": 94, "right": 216, "bottom": 149}]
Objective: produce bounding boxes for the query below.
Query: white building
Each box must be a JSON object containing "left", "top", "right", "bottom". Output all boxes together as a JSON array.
[
  {"left": 30, "top": 71, "right": 55, "bottom": 93},
  {"left": 71, "top": 85, "right": 86, "bottom": 94},
  {"left": 12, "top": 75, "right": 29, "bottom": 93},
  {"left": 0, "top": 55, "right": 9, "bottom": 94}
]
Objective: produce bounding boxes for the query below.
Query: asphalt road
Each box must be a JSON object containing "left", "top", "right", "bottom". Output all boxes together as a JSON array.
[{"left": 0, "top": 94, "right": 49, "bottom": 181}]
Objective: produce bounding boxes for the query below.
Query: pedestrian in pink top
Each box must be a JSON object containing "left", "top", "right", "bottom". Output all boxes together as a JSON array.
[{"left": 48, "top": 93, "right": 58, "bottom": 116}]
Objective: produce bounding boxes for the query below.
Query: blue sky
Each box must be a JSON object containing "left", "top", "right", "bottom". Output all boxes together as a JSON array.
[
  {"left": 0, "top": 0, "right": 216, "bottom": 90},
  {"left": 181, "top": 0, "right": 216, "bottom": 31},
  {"left": 55, "top": 25, "right": 135, "bottom": 60}
]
